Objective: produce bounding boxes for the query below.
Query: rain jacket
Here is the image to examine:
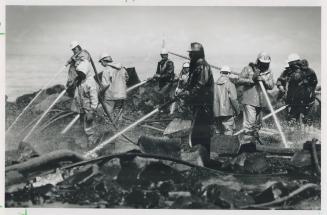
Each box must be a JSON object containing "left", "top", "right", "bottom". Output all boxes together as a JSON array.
[
  {"left": 237, "top": 63, "right": 274, "bottom": 108},
  {"left": 102, "top": 62, "right": 129, "bottom": 100},
  {"left": 156, "top": 59, "right": 175, "bottom": 88},
  {"left": 66, "top": 50, "right": 91, "bottom": 90},
  {"left": 213, "top": 74, "right": 240, "bottom": 117},
  {"left": 71, "top": 60, "right": 99, "bottom": 113},
  {"left": 186, "top": 58, "right": 214, "bottom": 106},
  {"left": 175, "top": 68, "right": 189, "bottom": 95},
  {"left": 286, "top": 65, "right": 317, "bottom": 106}
]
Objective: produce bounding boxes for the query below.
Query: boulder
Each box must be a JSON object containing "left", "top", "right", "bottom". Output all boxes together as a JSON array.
[
  {"left": 291, "top": 150, "right": 312, "bottom": 168},
  {"left": 138, "top": 162, "right": 184, "bottom": 185},
  {"left": 138, "top": 135, "right": 181, "bottom": 159},
  {"left": 230, "top": 152, "right": 269, "bottom": 174},
  {"left": 173, "top": 144, "right": 208, "bottom": 171},
  {"left": 254, "top": 182, "right": 290, "bottom": 204},
  {"left": 205, "top": 184, "right": 255, "bottom": 209}
]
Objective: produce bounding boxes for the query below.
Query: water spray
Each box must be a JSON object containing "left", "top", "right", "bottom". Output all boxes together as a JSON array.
[
  {"left": 6, "top": 65, "right": 66, "bottom": 133},
  {"left": 22, "top": 89, "right": 67, "bottom": 142}
]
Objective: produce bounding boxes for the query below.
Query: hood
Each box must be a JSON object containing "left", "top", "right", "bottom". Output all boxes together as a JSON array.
[{"left": 108, "top": 62, "right": 122, "bottom": 70}]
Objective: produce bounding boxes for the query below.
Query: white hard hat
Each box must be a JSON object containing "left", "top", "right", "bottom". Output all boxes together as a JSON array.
[
  {"left": 220, "top": 65, "right": 231, "bottom": 73},
  {"left": 99, "top": 53, "right": 112, "bottom": 62},
  {"left": 160, "top": 49, "right": 168, "bottom": 55},
  {"left": 70, "top": 40, "right": 80, "bottom": 49},
  {"left": 182, "top": 62, "right": 190, "bottom": 68},
  {"left": 287, "top": 53, "right": 301, "bottom": 63},
  {"left": 257, "top": 52, "right": 271, "bottom": 63}
]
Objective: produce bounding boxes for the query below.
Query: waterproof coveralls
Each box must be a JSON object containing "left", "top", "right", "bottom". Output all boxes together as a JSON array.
[
  {"left": 66, "top": 50, "right": 92, "bottom": 97},
  {"left": 70, "top": 59, "right": 99, "bottom": 146},
  {"left": 185, "top": 58, "right": 214, "bottom": 150},
  {"left": 277, "top": 61, "right": 317, "bottom": 121},
  {"left": 213, "top": 74, "right": 240, "bottom": 135},
  {"left": 101, "top": 62, "right": 129, "bottom": 115},
  {"left": 286, "top": 64, "right": 318, "bottom": 121},
  {"left": 175, "top": 67, "right": 191, "bottom": 116},
  {"left": 237, "top": 63, "right": 274, "bottom": 142},
  {"left": 155, "top": 58, "right": 175, "bottom": 105}
]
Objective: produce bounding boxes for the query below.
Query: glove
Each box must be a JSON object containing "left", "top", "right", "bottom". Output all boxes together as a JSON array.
[
  {"left": 65, "top": 58, "right": 72, "bottom": 67},
  {"left": 252, "top": 74, "right": 263, "bottom": 82},
  {"left": 177, "top": 90, "right": 190, "bottom": 99},
  {"left": 252, "top": 73, "right": 259, "bottom": 82},
  {"left": 278, "top": 86, "right": 286, "bottom": 94},
  {"left": 85, "top": 111, "right": 95, "bottom": 123}
]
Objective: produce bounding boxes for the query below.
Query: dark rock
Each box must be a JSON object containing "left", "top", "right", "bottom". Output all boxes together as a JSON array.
[
  {"left": 5, "top": 170, "right": 27, "bottom": 191},
  {"left": 34, "top": 94, "right": 70, "bottom": 114},
  {"left": 138, "top": 162, "right": 184, "bottom": 185},
  {"left": 244, "top": 153, "right": 269, "bottom": 174},
  {"left": 170, "top": 195, "right": 218, "bottom": 209},
  {"left": 124, "top": 187, "right": 146, "bottom": 208},
  {"left": 303, "top": 139, "right": 321, "bottom": 151},
  {"left": 16, "top": 91, "right": 39, "bottom": 109},
  {"left": 291, "top": 150, "right": 312, "bottom": 168},
  {"left": 144, "top": 190, "right": 162, "bottom": 208},
  {"left": 125, "top": 188, "right": 163, "bottom": 208},
  {"left": 117, "top": 156, "right": 141, "bottom": 188},
  {"left": 125, "top": 67, "right": 140, "bottom": 88},
  {"left": 205, "top": 184, "right": 255, "bottom": 209},
  {"left": 96, "top": 181, "right": 124, "bottom": 206},
  {"left": 254, "top": 182, "right": 290, "bottom": 204},
  {"left": 230, "top": 152, "right": 269, "bottom": 173},
  {"left": 157, "top": 180, "right": 175, "bottom": 197},
  {"left": 45, "top": 84, "right": 65, "bottom": 95},
  {"left": 238, "top": 142, "right": 257, "bottom": 153},
  {"left": 58, "top": 164, "right": 99, "bottom": 188},
  {"left": 175, "top": 144, "right": 208, "bottom": 171},
  {"left": 138, "top": 135, "right": 181, "bottom": 159},
  {"left": 100, "top": 158, "right": 121, "bottom": 181},
  {"left": 17, "top": 141, "right": 39, "bottom": 163}
]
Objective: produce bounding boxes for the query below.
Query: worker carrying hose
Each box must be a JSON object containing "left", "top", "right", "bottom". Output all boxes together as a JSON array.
[
  {"left": 98, "top": 53, "right": 129, "bottom": 119},
  {"left": 66, "top": 41, "right": 92, "bottom": 97},
  {"left": 67, "top": 41, "right": 99, "bottom": 147},
  {"left": 236, "top": 52, "right": 274, "bottom": 144},
  {"left": 277, "top": 54, "right": 317, "bottom": 123},
  {"left": 178, "top": 42, "right": 214, "bottom": 150},
  {"left": 213, "top": 65, "right": 240, "bottom": 135},
  {"left": 153, "top": 49, "right": 175, "bottom": 105},
  {"left": 174, "top": 61, "right": 191, "bottom": 117}
]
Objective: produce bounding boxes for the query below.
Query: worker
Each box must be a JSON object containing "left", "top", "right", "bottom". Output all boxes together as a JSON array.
[
  {"left": 178, "top": 42, "right": 214, "bottom": 150},
  {"left": 213, "top": 65, "right": 240, "bottom": 135},
  {"left": 237, "top": 52, "right": 274, "bottom": 144},
  {"left": 99, "top": 53, "right": 129, "bottom": 120},
  {"left": 67, "top": 41, "right": 99, "bottom": 147},
  {"left": 154, "top": 49, "right": 175, "bottom": 89},
  {"left": 152, "top": 49, "right": 175, "bottom": 106},
  {"left": 174, "top": 61, "right": 191, "bottom": 116},
  {"left": 283, "top": 54, "right": 318, "bottom": 122},
  {"left": 66, "top": 41, "right": 92, "bottom": 97}
]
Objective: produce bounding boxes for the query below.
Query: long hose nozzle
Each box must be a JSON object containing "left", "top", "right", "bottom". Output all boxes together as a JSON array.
[{"left": 85, "top": 99, "right": 176, "bottom": 158}]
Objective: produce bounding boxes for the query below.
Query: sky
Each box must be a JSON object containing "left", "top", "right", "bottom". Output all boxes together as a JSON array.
[{"left": 6, "top": 6, "right": 321, "bottom": 101}]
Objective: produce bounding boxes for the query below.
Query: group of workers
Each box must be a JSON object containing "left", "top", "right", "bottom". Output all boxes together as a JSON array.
[
  {"left": 65, "top": 40, "right": 318, "bottom": 148},
  {"left": 66, "top": 41, "right": 129, "bottom": 146}
]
